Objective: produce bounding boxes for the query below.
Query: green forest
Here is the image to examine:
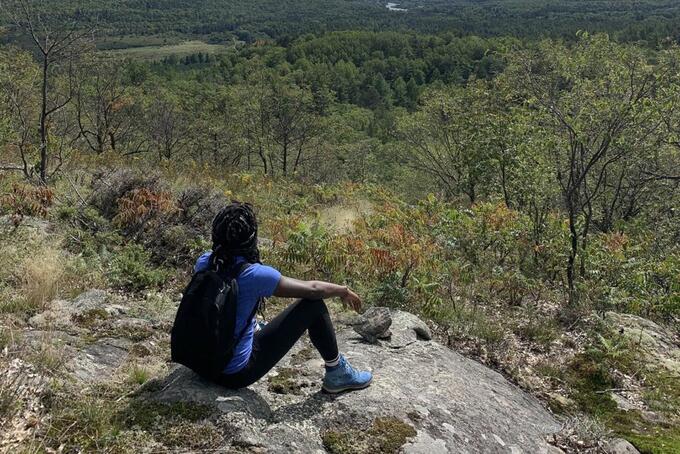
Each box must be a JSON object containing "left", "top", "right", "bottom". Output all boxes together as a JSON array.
[
  {"left": 3, "top": 0, "right": 680, "bottom": 46},
  {"left": 0, "top": 1, "right": 678, "bottom": 453}
]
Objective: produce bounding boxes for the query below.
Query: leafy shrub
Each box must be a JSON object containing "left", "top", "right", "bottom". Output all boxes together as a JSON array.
[
  {"left": 89, "top": 169, "right": 164, "bottom": 220},
  {"left": 587, "top": 232, "right": 680, "bottom": 319},
  {"left": 144, "top": 185, "right": 225, "bottom": 267},
  {"left": 0, "top": 182, "right": 54, "bottom": 225},
  {"left": 109, "top": 243, "right": 169, "bottom": 291},
  {"left": 366, "top": 273, "right": 411, "bottom": 309},
  {"left": 113, "top": 187, "right": 178, "bottom": 237},
  {"left": 88, "top": 169, "right": 226, "bottom": 267}
]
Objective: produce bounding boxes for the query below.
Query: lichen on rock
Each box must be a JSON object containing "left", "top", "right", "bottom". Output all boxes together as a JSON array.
[{"left": 322, "top": 416, "right": 417, "bottom": 454}]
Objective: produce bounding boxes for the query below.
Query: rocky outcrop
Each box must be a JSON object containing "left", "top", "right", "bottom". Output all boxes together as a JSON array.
[
  {"left": 28, "top": 289, "right": 127, "bottom": 331},
  {"left": 23, "top": 291, "right": 565, "bottom": 452},
  {"left": 604, "top": 311, "right": 680, "bottom": 374},
  {"left": 603, "top": 438, "right": 640, "bottom": 454},
  {"left": 24, "top": 289, "right": 157, "bottom": 384},
  {"left": 140, "top": 308, "right": 561, "bottom": 453},
  {"left": 66, "top": 337, "right": 133, "bottom": 382}
]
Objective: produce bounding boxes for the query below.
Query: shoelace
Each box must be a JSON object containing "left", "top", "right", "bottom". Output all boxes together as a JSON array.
[{"left": 343, "top": 360, "right": 358, "bottom": 380}]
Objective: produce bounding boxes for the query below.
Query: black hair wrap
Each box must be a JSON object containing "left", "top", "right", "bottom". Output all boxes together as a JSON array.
[{"left": 211, "top": 202, "right": 260, "bottom": 266}]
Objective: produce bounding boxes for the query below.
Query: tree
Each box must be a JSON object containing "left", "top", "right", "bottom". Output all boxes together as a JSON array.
[
  {"left": 392, "top": 77, "right": 408, "bottom": 107},
  {"left": 186, "top": 85, "right": 246, "bottom": 167},
  {"left": 2, "top": 0, "right": 95, "bottom": 183},
  {"left": 395, "top": 83, "right": 495, "bottom": 203},
  {"left": 146, "top": 91, "right": 188, "bottom": 161},
  {"left": 232, "top": 72, "right": 320, "bottom": 177},
  {"left": 0, "top": 46, "right": 39, "bottom": 178},
  {"left": 267, "top": 80, "right": 319, "bottom": 176},
  {"left": 505, "top": 34, "right": 680, "bottom": 307},
  {"left": 75, "top": 58, "right": 140, "bottom": 154}
]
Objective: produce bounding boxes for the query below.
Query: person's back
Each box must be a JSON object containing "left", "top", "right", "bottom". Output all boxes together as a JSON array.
[{"left": 193, "top": 252, "right": 279, "bottom": 374}]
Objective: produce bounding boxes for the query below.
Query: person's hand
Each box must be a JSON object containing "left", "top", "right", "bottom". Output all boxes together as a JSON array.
[{"left": 340, "top": 288, "right": 362, "bottom": 312}]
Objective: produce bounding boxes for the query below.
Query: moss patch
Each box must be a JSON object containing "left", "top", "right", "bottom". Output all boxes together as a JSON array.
[
  {"left": 72, "top": 307, "right": 110, "bottom": 328},
  {"left": 267, "top": 367, "right": 307, "bottom": 394},
  {"left": 567, "top": 352, "right": 618, "bottom": 416},
  {"left": 606, "top": 410, "right": 680, "bottom": 454},
  {"left": 114, "top": 399, "right": 222, "bottom": 449},
  {"left": 118, "top": 399, "right": 214, "bottom": 431},
  {"left": 322, "top": 417, "right": 417, "bottom": 454},
  {"left": 162, "top": 421, "right": 224, "bottom": 449},
  {"left": 290, "top": 345, "right": 316, "bottom": 365},
  {"left": 565, "top": 345, "right": 680, "bottom": 453}
]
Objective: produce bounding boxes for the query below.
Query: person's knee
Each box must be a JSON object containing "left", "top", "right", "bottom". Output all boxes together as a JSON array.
[{"left": 299, "top": 298, "right": 327, "bottom": 315}]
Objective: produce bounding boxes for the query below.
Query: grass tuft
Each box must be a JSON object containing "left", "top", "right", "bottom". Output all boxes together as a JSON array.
[{"left": 19, "top": 248, "right": 64, "bottom": 314}]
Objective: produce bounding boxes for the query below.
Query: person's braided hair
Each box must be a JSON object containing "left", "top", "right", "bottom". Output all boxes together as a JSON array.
[{"left": 211, "top": 201, "right": 260, "bottom": 267}]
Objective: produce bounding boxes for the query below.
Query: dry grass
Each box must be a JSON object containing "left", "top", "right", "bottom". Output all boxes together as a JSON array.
[
  {"left": 19, "top": 248, "right": 64, "bottom": 314},
  {"left": 102, "top": 40, "right": 231, "bottom": 61},
  {"left": 28, "top": 337, "right": 67, "bottom": 375}
]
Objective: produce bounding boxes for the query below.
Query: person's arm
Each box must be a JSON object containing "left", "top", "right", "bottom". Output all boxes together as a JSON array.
[{"left": 273, "top": 276, "right": 362, "bottom": 312}]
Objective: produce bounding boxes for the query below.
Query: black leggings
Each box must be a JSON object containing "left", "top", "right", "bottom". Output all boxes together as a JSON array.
[{"left": 215, "top": 298, "right": 339, "bottom": 389}]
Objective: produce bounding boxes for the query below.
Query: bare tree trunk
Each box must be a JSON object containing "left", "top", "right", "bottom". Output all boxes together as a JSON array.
[
  {"left": 39, "top": 56, "right": 49, "bottom": 184},
  {"left": 499, "top": 157, "right": 511, "bottom": 208},
  {"left": 566, "top": 198, "right": 579, "bottom": 308}
]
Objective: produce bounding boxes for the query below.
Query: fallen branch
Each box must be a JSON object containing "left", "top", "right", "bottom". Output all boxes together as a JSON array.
[
  {"left": 594, "top": 387, "right": 639, "bottom": 394},
  {"left": 0, "top": 163, "right": 25, "bottom": 171}
]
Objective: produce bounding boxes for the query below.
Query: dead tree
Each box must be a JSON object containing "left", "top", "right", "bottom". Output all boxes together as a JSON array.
[{"left": 2, "top": 0, "right": 95, "bottom": 183}]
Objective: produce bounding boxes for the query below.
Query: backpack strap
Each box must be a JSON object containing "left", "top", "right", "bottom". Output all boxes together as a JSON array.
[{"left": 224, "top": 263, "right": 261, "bottom": 361}]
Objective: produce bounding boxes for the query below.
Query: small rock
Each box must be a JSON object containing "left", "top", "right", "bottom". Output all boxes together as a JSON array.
[
  {"left": 610, "top": 393, "right": 636, "bottom": 412},
  {"left": 548, "top": 392, "right": 575, "bottom": 411},
  {"left": 384, "top": 311, "right": 432, "bottom": 348},
  {"left": 72, "top": 289, "right": 111, "bottom": 310},
  {"left": 130, "top": 343, "right": 153, "bottom": 357},
  {"left": 258, "top": 237, "right": 274, "bottom": 249},
  {"left": 352, "top": 307, "right": 392, "bottom": 343},
  {"left": 603, "top": 438, "right": 640, "bottom": 454},
  {"left": 109, "top": 317, "right": 154, "bottom": 341},
  {"left": 105, "top": 304, "right": 128, "bottom": 316}
]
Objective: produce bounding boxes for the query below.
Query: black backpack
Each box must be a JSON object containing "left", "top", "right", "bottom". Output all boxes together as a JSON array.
[{"left": 171, "top": 261, "right": 257, "bottom": 380}]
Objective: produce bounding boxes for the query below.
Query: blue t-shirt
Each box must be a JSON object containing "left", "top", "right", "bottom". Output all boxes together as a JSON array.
[{"left": 193, "top": 252, "right": 281, "bottom": 374}]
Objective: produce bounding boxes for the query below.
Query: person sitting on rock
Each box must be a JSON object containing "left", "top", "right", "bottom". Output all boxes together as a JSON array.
[{"left": 193, "top": 202, "right": 372, "bottom": 393}]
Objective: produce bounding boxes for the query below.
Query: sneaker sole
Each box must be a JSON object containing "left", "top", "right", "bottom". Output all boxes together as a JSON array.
[{"left": 322, "top": 376, "right": 373, "bottom": 394}]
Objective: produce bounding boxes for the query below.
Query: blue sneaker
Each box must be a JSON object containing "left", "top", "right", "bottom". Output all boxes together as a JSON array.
[{"left": 322, "top": 355, "right": 372, "bottom": 393}]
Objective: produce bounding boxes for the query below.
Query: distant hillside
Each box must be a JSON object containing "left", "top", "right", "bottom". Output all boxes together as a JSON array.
[{"left": 2, "top": 0, "right": 680, "bottom": 48}]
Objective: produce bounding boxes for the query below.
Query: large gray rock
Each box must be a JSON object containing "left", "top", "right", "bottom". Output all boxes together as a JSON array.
[
  {"left": 144, "top": 310, "right": 560, "bottom": 453},
  {"left": 65, "top": 337, "right": 132, "bottom": 382},
  {"left": 385, "top": 310, "right": 432, "bottom": 348},
  {"left": 605, "top": 312, "right": 680, "bottom": 374}
]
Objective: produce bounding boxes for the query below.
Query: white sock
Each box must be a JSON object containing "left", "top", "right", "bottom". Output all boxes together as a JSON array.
[{"left": 325, "top": 354, "right": 341, "bottom": 368}]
